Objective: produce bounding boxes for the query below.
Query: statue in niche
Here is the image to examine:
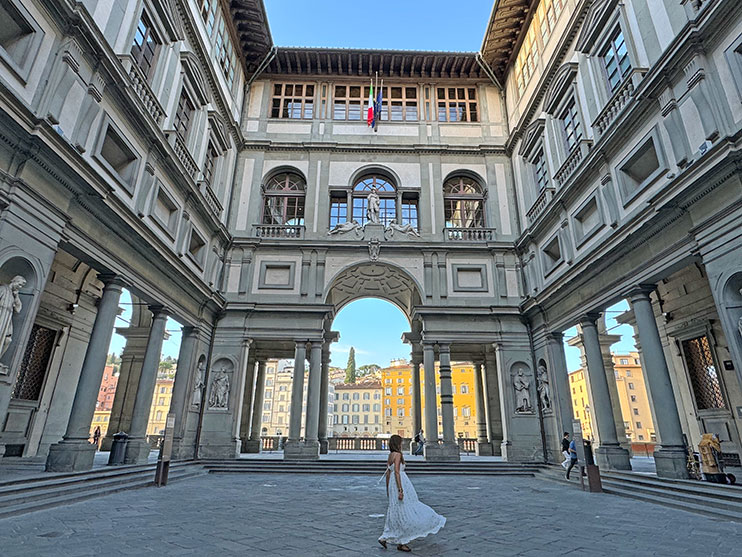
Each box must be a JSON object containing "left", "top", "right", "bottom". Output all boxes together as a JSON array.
[
  {"left": 208, "top": 368, "right": 230, "bottom": 409},
  {"left": 537, "top": 364, "right": 552, "bottom": 411},
  {"left": 191, "top": 360, "right": 206, "bottom": 408},
  {"left": 385, "top": 219, "right": 420, "bottom": 238},
  {"left": 328, "top": 220, "right": 362, "bottom": 236},
  {"left": 0, "top": 275, "right": 27, "bottom": 361},
  {"left": 366, "top": 187, "right": 381, "bottom": 225},
  {"left": 513, "top": 367, "right": 533, "bottom": 414}
]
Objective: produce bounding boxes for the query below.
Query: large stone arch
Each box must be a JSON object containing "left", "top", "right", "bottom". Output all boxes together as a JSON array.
[{"left": 324, "top": 260, "right": 423, "bottom": 320}]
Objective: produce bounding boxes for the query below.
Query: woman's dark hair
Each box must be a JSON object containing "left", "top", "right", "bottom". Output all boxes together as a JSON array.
[{"left": 389, "top": 434, "right": 403, "bottom": 454}]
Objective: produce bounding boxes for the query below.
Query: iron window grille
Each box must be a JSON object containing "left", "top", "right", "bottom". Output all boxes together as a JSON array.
[
  {"left": 681, "top": 335, "right": 726, "bottom": 410},
  {"left": 12, "top": 324, "right": 56, "bottom": 401}
]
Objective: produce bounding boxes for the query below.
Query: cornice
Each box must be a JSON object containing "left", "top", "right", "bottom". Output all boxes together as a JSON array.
[{"left": 241, "top": 140, "right": 507, "bottom": 156}]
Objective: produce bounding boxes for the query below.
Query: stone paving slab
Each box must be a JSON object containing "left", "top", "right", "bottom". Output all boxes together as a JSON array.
[{"left": 0, "top": 472, "right": 740, "bottom": 556}]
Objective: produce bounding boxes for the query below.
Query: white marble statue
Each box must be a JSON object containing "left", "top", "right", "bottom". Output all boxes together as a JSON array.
[
  {"left": 191, "top": 360, "right": 206, "bottom": 408},
  {"left": 208, "top": 369, "right": 230, "bottom": 409},
  {"left": 0, "top": 275, "right": 27, "bottom": 359},
  {"left": 385, "top": 219, "right": 421, "bottom": 238},
  {"left": 366, "top": 187, "right": 381, "bottom": 224},
  {"left": 513, "top": 367, "right": 533, "bottom": 413},
  {"left": 328, "top": 220, "right": 362, "bottom": 235},
  {"left": 537, "top": 364, "right": 551, "bottom": 411}
]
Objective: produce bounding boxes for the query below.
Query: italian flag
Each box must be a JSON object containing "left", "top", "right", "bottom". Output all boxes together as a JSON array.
[{"left": 367, "top": 80, "right": 374, "bottom": 126}]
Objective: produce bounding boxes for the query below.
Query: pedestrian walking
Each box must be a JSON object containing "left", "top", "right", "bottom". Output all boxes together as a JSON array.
[
  {"left": 92, "top": 426, "right": 101, "bottom": 448},
  {"left": 413, "top": 429, "right": 425, "bottom": 456},
  {"left": 379, "top": 435, "right": 445, "bottom": 552},
  {"left": 565, "top": 437, "right": 579, "bottom": 480},
  {"left": 561, "top": 432, "right": 571, "bottom": 470}
]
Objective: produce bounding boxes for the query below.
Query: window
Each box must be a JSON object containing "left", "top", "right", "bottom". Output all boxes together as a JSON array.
[
  {"left": 188, "top": 229, "right": 206, "bottom": 266},
  {"left": 160, "top": 387, "right": 166, "bottom": 393},
  {"left": 352, "top": 403, "right": 359, "bottom": 412},
  {"left": 352, "top": 175, "right": 396, "bottom": 226},
  {"left": 628, "top": 382, "right": 634, "bottom": 390},
  {"left": 174, "top": 90, "right": 195, "bottom": 142},
  {"left": 271, "top": 84, "right": 315, "bottom": 119},
  {"left": 443, "top": 176, "right": 485, "bottom": 228},
  {"left": 342, "top": 393, "right": 349, "bottom": 400},
  {"left": 560, "top": 97, "right": 582, "bottom": 151},
  {"left": 460, "top": 384, "right": 469, "bottom": 394},
  {"left": 397, "top": 408, "right": 405, "bottom": 417},
  {"left": 362, "top": 404, "right": 370, "bottom": 412},
  {"left": 199, "top": 0, "right": 218, "bottom": 36},
  {"left": 437, "top": 87, "right": 478, "bottom": 122},
  {"left": 635, "top": 421, "right": 642, "bottom": 429},
  {"left": 333, "top": 84, "right": 418, "bottom": 121},
  {"left": 333, "top": 85, "right": 362, "bottom": 120},
  {"left": 542, "top": 235, "right": 562, "bottom": 272},
  {"left": 353, "top": 393, "right": 359, "bottom": 400},
  {"left": 214, "top": 17, "right": 237, "bottom": 87},
  {"left": 602, "top": 28, "right": 631, "bottom": 92},
  {"left": 630, "top": 395, "right": 637, "bottom": 402},
  {"left": 682, "top": 335, "right": 726, "bottom": 410},
  {"left": 373, "top": 403, "right": 380, "bottom": 412},
  {"left": 264, "top": 390, "right": 272, "bottom": 399},
  {"left": 263, "top": 402, "right": 271, "bottom": 411},
  {"left": 620, "top": 358, "right": 629, "bottom": 365},
  {"left": 452, "top": 385, "right": 456, "bottom": 394},
  {"left": 363, "top": 392, "right": 370, "bottom": 400},
  {"left": 203, "top": 142, "right": 219, "bottom": 187},
  {"left": 131, "top": 12, "right": 161, "bottom": 80},
  {"left": 397, "top": 398, "right": 404, "bottom": 405},
  {"left": 385, "top": 398, "right": 390, "bottom": 405},
  {"left": 98, "top": 122, "right": 140, "bottom": 191},
  {"left": 633, "top": 408, "right": 639, "bottom": 415},
  {"left": 385, "top": 408, "right": 392, "bottom": 417},
  {"left": 514, "top": 25, "right": 538, "bottom": 95},
  {"left": 262, "top": 172, "right": 306, "bottom": 226},
  {"left": 155, "top": 411, "right": 162, "bottom": 420},
  {"left": 397, "top": 378, "right": 403, "bottom": 383},
  {"left": 638, "top": 434, "right": 644, "bottom": 441},
  {"left": 343, "top": 414, "right": 350, "bottom": 423},
  {"left": 533, "top": 149, "right": 550, "bottom": 191},
  {"left": 462, "top": 407, "right": 471, "bottom": 417},
  {"left": 626, "top": 370, "right": 632, "bottom": 377},
  {"left": 397, "top": 387, "right": 404, "bottom": 395},
  {"left": 374, "top": 393, "right": 380, "bottom": 400}
]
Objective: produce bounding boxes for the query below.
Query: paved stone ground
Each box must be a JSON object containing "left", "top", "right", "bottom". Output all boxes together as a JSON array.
[{"left": 1, "top": 472, "right": 740, "bottom": 556}]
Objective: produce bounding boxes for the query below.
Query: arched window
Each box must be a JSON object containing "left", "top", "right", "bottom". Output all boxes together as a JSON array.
[
  {"left": 443, "top": 176, "right": 485, "bottom": 228},
  {"left": 262, "top": 172, "right": 305, "bottom": 226},
  {"left": 352, "top": 175, "right": 396, "bottom": 226}
]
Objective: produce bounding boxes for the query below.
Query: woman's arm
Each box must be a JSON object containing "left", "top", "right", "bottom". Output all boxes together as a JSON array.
[{"left": 394, "top": 455, "right": 403, "bottom": 500}]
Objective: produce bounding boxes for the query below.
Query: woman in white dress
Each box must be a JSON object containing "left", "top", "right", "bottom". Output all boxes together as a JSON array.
[{"left": 379, "top": 435, "right": 446, "bottom": 552}]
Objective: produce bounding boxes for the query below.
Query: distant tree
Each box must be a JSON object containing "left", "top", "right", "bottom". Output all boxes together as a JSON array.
[
  {"left": 358, "top": 364, "right": 381, "bottom": 376},
  {"left": 345, "top": 347, "right": 357, "bottom": 383}
]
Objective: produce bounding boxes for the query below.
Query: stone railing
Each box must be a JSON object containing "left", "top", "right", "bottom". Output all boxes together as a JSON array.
[
  {"left": 554, "top": 139, "right": 592, "bottom": 187},
  {"left": 526, "top": 186, "right": 555, "bottom": 225},
  {"left": 200, "top": 181, "right": 223, "bottom": 219},
  {"left": 118, "top": 55, "right": 165, "bottom": 125},
  {"left": 443, "top": 227, "right": 497, "bottom": 242},
  {"left": 253, "top": 224, "right": 305, "bottom": 239},
  {"left": 592, "top": 68, "right": 647, "bottom": 137},
  {"left": 457, "top": 438, "right": 477, "bottom": 453},
  {"left": 168, "top": 131, "right": 198, "bottom": 180}
]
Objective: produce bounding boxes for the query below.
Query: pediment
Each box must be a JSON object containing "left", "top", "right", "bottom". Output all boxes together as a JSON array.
[
  {"left": 181, "top": 52, "right": 209, "bottom": 106},
  {"left": 151, "top": 0, "right": 184, "bottom": 43},
  {"left": 518, "top": 118, "right": 546, "bottom": 159},
  {"left": 543, "top": 63, "right": 578, "bottom": 115},
  {"left": 208, "top": 111, "right": 230, "bottom": 152},
  {"left": 575, "top": 0, "right": 619, "bottom": 54}
]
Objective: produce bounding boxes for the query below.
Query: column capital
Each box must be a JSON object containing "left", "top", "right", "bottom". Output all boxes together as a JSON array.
[
  {"left": 437, "top": 343, "right": 451, "bottom": 354},
  {"left": 148, "top": 305, "right": 168, "bottom": 318},
  {"left": 547, "top": 331, "right": 564, "bottom": 343},
  {"left": 578, "top": 312, "right": 601, "bottom": 328},
  {"left": 626, "top": 285, "right": 655, "bottom": 302},
  {"left": 97, "top": 273, "right": 126, "bottom": 289}
]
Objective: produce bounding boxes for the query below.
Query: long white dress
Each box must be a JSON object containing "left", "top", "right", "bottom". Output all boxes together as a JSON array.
[{"left": 379, "top": 463, "right": 446, "bottom": 545}]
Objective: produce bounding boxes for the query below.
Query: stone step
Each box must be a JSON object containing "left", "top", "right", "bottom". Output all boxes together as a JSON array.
[
  {"left": 206, "top": 467, "right": 537, "bottom": 476},
  {"left": 600, "top": 482, "right": 742, "bottom": 523},
  {"left": 0, "top": 462, "right": 157, "bottom": 489},
  {"left": 0, "top": 466, "right": 204, "bottom": 519},
  {"left": 600, "top": 472, "right": 742, "bottom": 504}
]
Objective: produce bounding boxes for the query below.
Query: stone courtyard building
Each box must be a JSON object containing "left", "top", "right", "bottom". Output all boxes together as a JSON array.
[{"left": 0, "top": 0, "right": 739, "bottom": 479}]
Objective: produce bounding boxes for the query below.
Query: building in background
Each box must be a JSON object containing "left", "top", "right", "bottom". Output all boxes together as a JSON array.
[
  {"left": 332, "top": 382, "right": 383, "bottom": 437},
  {"left": 570, "top": 353, "right": 655, "bottom": 448},
  {"left": 146, "top": 377, "right": 174, "bottom": 437},
  {"left": 381, "top": 360, "right": 477, "bottom": 438},
  {"left": 89, "top": 364, "right": 118, "bottom": 438}
]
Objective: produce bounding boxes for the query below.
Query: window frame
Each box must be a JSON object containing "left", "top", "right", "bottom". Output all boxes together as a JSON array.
[
  {"left": 443, "top": 175, "right": 486, "bottom": 229},
  {"left": 131, "top": 10, "right": 162, "bottom": 81},
  {"left": 436, "top": 86, "right": 478, "bottom": 122},
  {"left": 0, "top": 0, "right": 44, "bottom": 83},
  {"left": 261, "top": 171, "right": 307, "bottom": 226},
  {"left": 271, "top": 83, "right": 316, "bottom": 120},
  {"left": 600, "top": 26, "right": 632, "bottom": 93}
]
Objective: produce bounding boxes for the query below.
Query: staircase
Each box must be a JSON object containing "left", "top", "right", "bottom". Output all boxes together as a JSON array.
[
  {"left": 0, "top": 461, "right": 205, "bottom": 519},
  {"left": 598, "top": 471, "right": 742, "bottom": 522},
  {"left": 201, "top": 458, "right": 545, "bottom": 476}
]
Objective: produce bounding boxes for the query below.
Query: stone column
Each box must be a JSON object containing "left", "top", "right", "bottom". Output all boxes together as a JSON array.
[
  {"left": 318, "top": 344, "right": 330, "bottom": 454},
  {"left": 285, "top": 341, "right": 311, "bottom": 459},
  {"left": 425, "top": 344, "right": 459, "bottom": 461},
  {"left": 243, "top": 359, "right": 263, "bottom": 453},
  {"left": 629, "top": 288, "right": 689, "bottom": 478},
  {"left": 580, "top": 314, "right": 631, "bottom": 470},
  {"left": 124, "top": 307, "right": 168, "bottom": 465},
  {"left": 474, "top": 361, "right": 493, "bottom": 455},
  {"left": 239, "top": 354, "right": 257, "bottom": 444},
  {"left": 411, "top": 352, "right": 423, "bottom": 436},
  {"left": 303, "top": 341, "right": 323, "bottom": 456},
  {"left": 46, "top": 276, "right": 124, "bottom": 472},
  {"left": 484, "top": 346, "right": 502, "bottom": 453},
  {"left": 494, "top": 342, "right": 513, "bottom": 458},
  {"left": 546, "top": 332, "right": 574, "bottom": 440},
  {"left": 170, "top": 326, "right": 198, "bottom": 457},
  {"left": 597, "top": 319, "right": 630, "bottom": 450},
  {"left": 422, "top": 342, "right": 438, "bottom": 448}
]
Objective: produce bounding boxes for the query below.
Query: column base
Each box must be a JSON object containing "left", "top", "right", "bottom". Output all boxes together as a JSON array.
[
  {"left": 595, "top": 444, "right": 632, "bottom": 471},
  {"left": 198, "top": 439, "right": 241, "bottom": 459},
  {"left": 476, "top": 442, "right": 494, "bottom": 456},
  {"left": 500, "top": 440, "right": 543, "bottom": 462},
  {"left": 124, "top": 438, "right": 153, "bottom": 465},
  {"left": 424, "top": 442, "right": 460, "bottom": 462},
  {"left": 46, "top": 440, "right": 96, "bottom": 472},
  {"left": 170, "top": 438, "right": 196, "bottom": 460},
  {"left": 243, "top": 438, "right": 262, "bottom": 454},
  {"left": 654, "top": 446, "right": 690, "bottom": 479},
  {"left": 319, "top": 439, "right": 328, "bottom": 455},
  {"left": 284, "top": 440, "right": 319, "bottom": 460}
]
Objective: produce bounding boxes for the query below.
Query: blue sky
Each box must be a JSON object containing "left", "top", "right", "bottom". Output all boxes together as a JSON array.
[{"left": 263, "top": 0, "right": 494, "bottom": 51}]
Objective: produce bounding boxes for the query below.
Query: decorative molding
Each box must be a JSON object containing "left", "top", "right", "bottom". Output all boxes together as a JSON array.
[
  {"left": 543, "top": 63, "right": 579, "bottom": 115},
  {"left": 575, "top": 0, "right": 620, "bottom": 54},
  {"left": 518, "top": 118, "right": 546, "bottom": 159}
]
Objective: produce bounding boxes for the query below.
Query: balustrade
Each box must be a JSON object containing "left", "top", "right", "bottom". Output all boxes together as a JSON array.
[
  {"left": 526, "top": 186, "right": 555, "bottom": 225},
  {"left": 117, "top": 55, "right": 164, "bottom": 125},
  {"left": 253, "top": 224, "right": 305, "bottom": 239},
  {"left": 168, "top": 132, "right": 199, "bottom": 180},
  {"left": 554, "top": 139, "right": 592, "bottom": 187},
  {"left": 592, "top": 69, "right": 647, "bottom": 137},
  {"left": 444, "top": 227, "right": 496, "bottom": 242}
]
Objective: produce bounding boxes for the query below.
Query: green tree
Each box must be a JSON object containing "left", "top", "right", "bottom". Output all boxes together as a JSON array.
[
  {"left": 358, "top": 364, "right": 380, "bottom": 376},
  {"left": 345, "top": 347, "right": 357, "bottom": 383}
]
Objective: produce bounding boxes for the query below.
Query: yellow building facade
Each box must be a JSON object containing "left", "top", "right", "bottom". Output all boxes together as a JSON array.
[
  {"left": 146, "top": 378, "right": 174, "bottom": 436},
  {"left": 381, "top": 360, "right": 478, "bottom": 438},
  {"left": 569, "top": 353, "right": 656, "bottom": 446}
]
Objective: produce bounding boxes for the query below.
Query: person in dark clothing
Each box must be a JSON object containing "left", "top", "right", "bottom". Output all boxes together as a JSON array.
[
  {"left": 561, "top": 432, "right": 570, "bottom": 469},
  {"left": 565, "top": 438, "right": 579, "bottom": 479}
]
